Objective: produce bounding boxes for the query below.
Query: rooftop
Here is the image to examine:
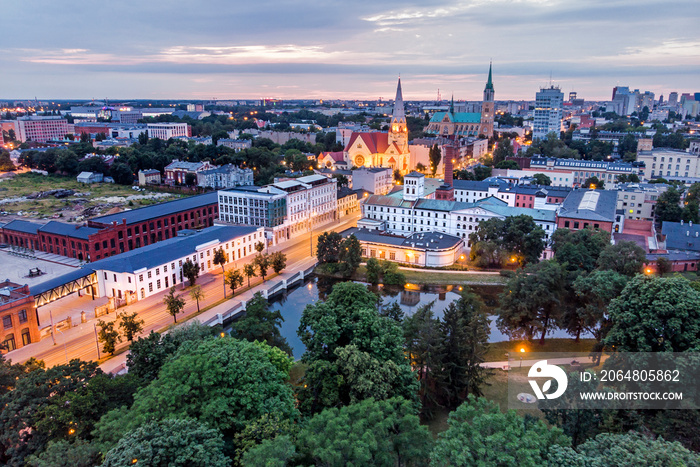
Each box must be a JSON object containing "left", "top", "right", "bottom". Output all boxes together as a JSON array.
[
  {"left": 342, "top": 227, "right": 463, "bottom": 251},
  {"left": 558, "top": 189, "right": 618, "bottom": 222},
  {"left": 92, "top": 192, "right": 218, "bottom": 225},
  {"left": 661, "top": 221, "right": 700, "bottom": 252}
]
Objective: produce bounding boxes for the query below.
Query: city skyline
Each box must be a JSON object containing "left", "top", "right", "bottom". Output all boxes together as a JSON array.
[{"left": 3, "top": 0, "right": 699, "bottom": 101}]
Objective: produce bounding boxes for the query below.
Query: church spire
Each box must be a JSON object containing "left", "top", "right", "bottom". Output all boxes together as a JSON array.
[
  {"left": 393, "top": 77, "right": 405, "bottom": 120},
  {"left": 485, "top": 61, "right": 494, "bottom": 91},
  {"left": 450, "top": 94, "right": 454, "bottom": 114}
]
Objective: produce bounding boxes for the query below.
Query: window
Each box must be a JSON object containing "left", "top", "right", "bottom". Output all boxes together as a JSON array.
[
  {"left": 18, "top": 309, "right": 27, "bottom": 324},
  {"left": 149, "top": 283, "right": 153, "bottom": 292},
  {"left": 3, "top": 315, "right": 12, "bottom": 330},
  {"left": 147, "top": 271, "right": 152, "bottom": 278},
  {"left": 157, "top": 279, "right": 161, "bottom": 289},
  {"left": 139, "top": 274, "right": 143, "bottom": 282},
  {"left": 156, "top": 268, "right": 160, "bottom": 275}
]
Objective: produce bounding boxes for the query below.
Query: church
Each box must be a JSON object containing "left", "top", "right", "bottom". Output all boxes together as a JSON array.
[
  {"left": 425, "top": 64, "right": 495, "bottom": 138},
  {"left": 343, "top": 78, "right": 411, "bottom": 173}
]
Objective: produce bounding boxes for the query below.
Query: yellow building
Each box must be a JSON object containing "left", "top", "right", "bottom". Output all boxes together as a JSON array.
[{"left": 345, "top": 78, "right": 411, "bottom": 173}]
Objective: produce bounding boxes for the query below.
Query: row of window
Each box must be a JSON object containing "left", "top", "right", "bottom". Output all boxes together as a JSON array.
[{"left": 2, "top": 310, "right": 28, "bottom": 330}]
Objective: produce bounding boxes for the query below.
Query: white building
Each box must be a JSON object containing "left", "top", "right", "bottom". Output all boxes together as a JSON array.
[
  {"left": 197, "top": 164, "right": 254, "bottom": 189},
  {"left": 352, "top": 167, "right": 393, "bottom": 195},
  {"left": 218, "top": 174, "right": 338, "bottom": 245},
  {"left": 216, "top": 138, "right": 252, "bottom": 151},
  {"left": 92, "top": 225, "right": 263, "bottom": 301},
  {"left": 147, "top": 122, "right": 189, "bottom": 140},
  {"left": 637, "top": 146, "right": 700, "bottom": 182},
  {"left": 533, "top": 86, "right": 564, "bottom": 140},
  {"left": 529, "top": 157, "right": 644, "bottom": 186}
]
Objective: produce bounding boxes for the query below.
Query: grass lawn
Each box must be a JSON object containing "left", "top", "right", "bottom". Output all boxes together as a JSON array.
[
  {"left": 351, "top": 265, "right": 508, "bottom": 286},
  {"left": 484, "top": 338, "right": 597, "bottom": 362},
  {"left": 0, "top": 172, "right": 177, "bottom": 218}
]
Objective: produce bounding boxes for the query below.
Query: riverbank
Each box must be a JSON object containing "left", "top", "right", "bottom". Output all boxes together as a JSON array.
[{"left": 315, "top": 264, "right": 508, "bottom": 286}]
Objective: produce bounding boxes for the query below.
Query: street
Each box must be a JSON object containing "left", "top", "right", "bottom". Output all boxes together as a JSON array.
[{"left": 6, "top": 212, "right": 360, "bottom": 369}]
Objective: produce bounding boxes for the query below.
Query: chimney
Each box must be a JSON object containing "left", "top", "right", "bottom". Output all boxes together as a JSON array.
[{"left": 444, "top": 144, "right": 455, "bottom": 187}]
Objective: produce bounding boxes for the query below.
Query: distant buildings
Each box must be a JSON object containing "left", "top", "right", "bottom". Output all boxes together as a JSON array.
[
  {"left": 147, "top": 122, "right": 190, "bottom": 140},
  {"left": 164, "top": 160, "right": 214, "bottom": 185},
  {"left": 197, "top": 164, "right": 254, "bottom": 190},
  {"left": 352, "top": 167, "right": 393, "bottom": 195},
  {"left": 16, "top": 116, "right": 69, "bottom": 143},
  {"left": 637, "top": 143, "right": 700, "bottom": 182},
  {"left": 138, "top": 169, "right": 161, "bottom": 186},
  {"left": 77, "top": 172, "right": 103, "bottom": 184},
  {"left": 533, "top": 86, "right": 564, "bottom": 140},
  {"left": 556, "top": 189, "right": 620, "bottom": 233},
  {"left": 216, "top": 138, "right": 252, "bottom": 151},
  {"left": 529, "top": 157, "right": 644, "bottom": 186}
]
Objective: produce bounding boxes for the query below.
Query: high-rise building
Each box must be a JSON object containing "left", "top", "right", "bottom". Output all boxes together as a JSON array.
[
  {"left": 668, "top": 92, "right": 679, "bottom": 106},
  {"left": 533, "top": 86, "right": 563, "bottom": 141},
  {"left": 16, "top": 116, "right": 69, "bottom": 142}
]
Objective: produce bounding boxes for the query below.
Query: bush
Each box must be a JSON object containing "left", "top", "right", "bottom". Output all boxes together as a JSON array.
[{"left": 499, "top": 270, "right": 515, "bottom": 278}]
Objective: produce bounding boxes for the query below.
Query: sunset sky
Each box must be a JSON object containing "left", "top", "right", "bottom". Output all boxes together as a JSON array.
[{"left": 4, "top": 0, "right": 699, "bottom": 102}]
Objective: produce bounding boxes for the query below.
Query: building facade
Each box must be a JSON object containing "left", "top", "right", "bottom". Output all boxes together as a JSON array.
[
  {"left": 147, "top": 122, "right": 190, "bottom": 140},
  {"left": 164, "top": 160, "right": 213, "bottom": 185},
  {"left": 197, "top": 164, "right": 254, "bottom": 189},
  {"left": 533, "top": 86, "right": 564, "bottom": 140},
  {"left": 637, "top": 147, "right": 700, "bottom": 181},
  {"left": 17, "top": 116, "right": 70, "bottom": 143},
  {"left": 352, "top": 167, "right": 393, "bottom": 195},
  {"left": 0, "top": 281, "right": 40, "bottom": 352},
  {"left": 138, "top": 169, "right": 162, "bottom": 186}
]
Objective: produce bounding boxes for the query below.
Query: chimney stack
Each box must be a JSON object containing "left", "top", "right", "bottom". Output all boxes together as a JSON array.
[{"left": 444, "top": 144, "right": 455, "bottom": 187}]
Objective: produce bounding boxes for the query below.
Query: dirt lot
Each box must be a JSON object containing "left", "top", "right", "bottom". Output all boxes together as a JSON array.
[{"left": 0, "top": 172, "right": 178, "bottom": 221}]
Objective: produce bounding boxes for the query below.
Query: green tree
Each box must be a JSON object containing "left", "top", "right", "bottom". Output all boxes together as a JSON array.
[
  {"left": 225, "top": 269, "right": 244, "bottom": 296},
  {"left": 655, "top": 187, "right": 683, "bottom": 224},
  {"left": 255, "top": 241, "right": 265, "bottom": 253},
  {"left": 430, "top": 396, "right": 569, "bottom": 467},
  {"left": 532, "top": 173, "right": 552, "bottom": 185},
  {"left": 493, "top": 137, "right": 514, "bottom": 165},
  {"left": 182, "top": 258, "right": 199, "bottom": 286},
  {"left": 126, "top": 323, "right": 219, "bottom": 382},
  {"left": 548, "top": 432, "right": 700, "bottom": 466},
  {"left": 604, "top": 275, "right": 700, "bottom": 352},
  {"left": 254, "top": 253, "right": 271, "bottom": 281},
  {"left": 97, "top": 319, "right": 121, "bottom": 355},
  {"left": 551, "top": 227, "right": 611, "bottom": 273},
  {"left": 366, "top": 257, "right": 382, "bottom": 284},
  {"left": 189, "top": 284, "right": 205, "bottom": 313},
  {"left": 163, "top": 286, "right": 186, "bottom": 323},
  {"left": 497, "top": 260, "right": 566, "bottom": 345},
  {"left": 338, "top": 234, "right": 362, "bottom": 276},
  {"left": 233, "top": 292, "right": 292, "bottom": 354},
  {"left": 184, "top": 172, "right": 197, "bottom": 186},
  {"left": 243, "top": 262, "right": 256, "bottom": 288},
  {"left": 473, "top": 165, "right": 492, "bottom": 181},
  {"left": 469, "top": 215, "right": 546, "bottom": 267},
  {"left": 429, "top": 144, "right": 441, "bottom": 175},
  {"left": 494, "top": 159, "right": 519, "bottom": 170},
  {"left": 118, "top": 311, "right": 144, "bottom": 343},
  {"left": 109, "top": 162, "right": 134, "bottom": 185},
  {"left": 682, "top": 198, "right": 700, "bottom": 224},
  {"left": 270, "top": 251, "right": 287, "bottom": 275},
  {"left": 102, "top": 418, "right": 230, "bottom": 467},
  {"left": 102, "top": 338, "right": 298, "bottom": 453},
  {"left": 213, "top": 247, "right": 227, "bottom": 297},
  {"left": 296, "top": 398, "right": 431, "bottom": 467},
  {"left": 583, "top": 176, "right": 604, "bottom": 189},
  {"left": 316, "top": 231, "right": 342, "bottom": 264},
  {"left": 439, "top": 289, "right": 491, "bottom": 407},
  {"left": 26, "top": 439, "right": 102, "bottom": 467},
  {"left": 54, "top": 150, "right": 80, "bottom": 175},
  {"left": 596, "top": 240, "right": 646, "bottom": 276},
  {"left": 297, "top": 282, "right": 417, "bottom": 414},
  {"left": 655, "top": 256, "right": 673, "bottom": 276}
]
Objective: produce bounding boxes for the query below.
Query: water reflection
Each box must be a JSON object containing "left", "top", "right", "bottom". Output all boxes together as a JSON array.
[{"left": 265, "top": 276, "right": 591, "bottom": 360}]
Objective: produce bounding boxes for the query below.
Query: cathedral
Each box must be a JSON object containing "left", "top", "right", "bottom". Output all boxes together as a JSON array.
[
  {"left": 425, "top": 64, "right": 495, "bottom": 138},
  {"left": 344, "top": 78, "right": 411, "bottom": 173}
]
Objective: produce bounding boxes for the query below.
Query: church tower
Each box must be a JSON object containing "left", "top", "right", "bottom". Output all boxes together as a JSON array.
[
  {"left": 480, "top": 63, "right": 495, "bottom": 138},
  {"left": 388, "top": 77, "right": 408, "bottom": 153}
]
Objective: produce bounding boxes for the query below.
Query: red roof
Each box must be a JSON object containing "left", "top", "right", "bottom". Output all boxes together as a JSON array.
[
  {"left": 318, "top": 151, "right": 345, "bottom": 162},
  {"left": 344, "top": 132, "right": 390, "bottom": 154}
]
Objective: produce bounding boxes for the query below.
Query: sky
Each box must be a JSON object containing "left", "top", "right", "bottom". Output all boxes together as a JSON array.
[{"left": 3, "top": 0, "right": 699, "bottom": 102}]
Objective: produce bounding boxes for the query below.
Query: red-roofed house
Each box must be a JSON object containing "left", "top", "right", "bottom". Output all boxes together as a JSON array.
[{"left": 318, "top": 151, "right": 346, "bottom": 169}]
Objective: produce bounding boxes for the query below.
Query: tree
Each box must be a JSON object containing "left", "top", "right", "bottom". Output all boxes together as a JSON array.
[
  {"left": 233, "top": 292, "right": 292, "bottom": 354},
  {"left": 548, "top": 432, "right": 700, "bottom": 466},
  {"left": 270, "top": 251, "right": 287, "bottom": 275},
  {"left": 416, "top": 162, "right": 426, "bottom": 173},
  {"left": 189, "top": 285, "right": 205, "bottom": 313},
  {"left": 213, "top": 247, "right": 227, "bottom": 297},
  {"left": 494, "top": 159, "right": 519, "bottom": 170},
  {"left": 552, "top": 227, "right": 611, "bottom": 273},
  {"left": 254, "top": 253, "right": 271, "bottom": 281},
  {"left": 118, "top": 312, "right": 144, "bottom": 343},
  {"left": 532, "top": 173, "right": 552, "bottom": 186},
  {"left": 184, "top": 172, "right": 197, "bottom": 186},
  {"left": 656, "top": 256, "right": 673, "bottom": 276},
  {"left": 54, "top": 150, "right": 80, "bottom": 175},
  {"left": 103, "top": 338, "right": 298, "bottom": 453},
  {"left": 316, "top": 231, "right": 342, "bottom": 264},
  {"left": 493, "top": 138, "right": 514, "bottom": 165},
  {"left": 583, "top": 176, "right": 604, "bottom": 189},
  {"left": 163, "top": 286, "right": 186, "bottom": 323},
  {"left": 439, "top": 289, "right": 491, "bottom": 407},
  {"left": 294, "top": 398, "right": 432, "bottom": 466},
  {"left": 243, "top": 263, "right": 256, "bottom": 288},
  {"left": 97, "top": 319, "right": 122, "bottom": 355},
  {"left": 429, "top": 144, "right": 441, "bottom": 175},
  {"left": 297, "top": 282, "right": 417, "bottom": 414},
  {"left": 255, "top": 241, "right": 265, "bottom": 253},
  {"left": 109, "top": 162, "right": 134, "bottom": 185},
  {"left": 338, "top": 234, "right": 362, "bottom": 276},
  {"left": 26, "top": 439, "right": 102, "bottom": 467},
  {"left": 126, "top": 323, "right": 219, "bottom": 382},
  {"left": 604, "top": 275, "right": 700, "bottom": 352},
  {"left": 366, "top": 257, "right": 382, "bottom": 284},
  {"left": 469, "top": 215, "right": 546, "bottom": 267},
  {"left": 497, "top": 260, "right": 566, "bottom": 345},
  {"left": 473, "top": 165, "right": 492, "bottom": 181},
  {"left": 682, "top": 198, "right": 700, "bottom": 224},
  {"left": 182, "top": 258, "right": 199, "bottom": 286},
  {"left": 77, "top": 156, "right": 108, "bottom": 174},
  {"left": 655, "top": 187, "right": 683, "bottom": 224},
  {"left": 430, "top": 396, "right": 569, "bottom": 466},
  {"left": 225, "top": 269, "right": 244, "bottom": 296},
  {"left": 102, "top": 418, "right": 230, "bottom": 467},
  {"left": 596, "top": 240, "right": 646, "bottom": 276}
]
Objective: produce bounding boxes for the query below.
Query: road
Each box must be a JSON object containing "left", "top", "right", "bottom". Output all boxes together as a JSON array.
[{"left": 7, "top": 212, "right": 361, "bottom": 368}]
